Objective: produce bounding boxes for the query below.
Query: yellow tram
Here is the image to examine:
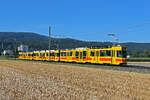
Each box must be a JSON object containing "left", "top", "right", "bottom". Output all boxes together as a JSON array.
[{"left": 18, "top": 46, "right": 127, "bottom": 65}]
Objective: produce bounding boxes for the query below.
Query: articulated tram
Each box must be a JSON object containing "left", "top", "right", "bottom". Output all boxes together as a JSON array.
[{"left": 18, "top": 46, "right": 127, "bottom": 65}]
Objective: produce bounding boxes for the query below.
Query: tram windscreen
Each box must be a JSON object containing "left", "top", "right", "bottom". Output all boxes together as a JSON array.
[{"left": 117, "top": 50, "right": 127, "bottom": 58}]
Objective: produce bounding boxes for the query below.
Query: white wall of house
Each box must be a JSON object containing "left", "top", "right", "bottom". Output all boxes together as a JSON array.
[
  {"left": 18, "top": 44, "right": 28, "bottom": 52},
  {"left": 2, "top": 50, "right": 13, "bottom": 55}
]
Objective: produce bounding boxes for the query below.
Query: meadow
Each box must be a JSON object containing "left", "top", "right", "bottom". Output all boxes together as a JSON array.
[{"left": 128, "top": 57, "right": 150, "bottom": 62}]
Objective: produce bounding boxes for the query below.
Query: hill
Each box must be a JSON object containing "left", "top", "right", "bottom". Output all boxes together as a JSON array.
[
  {"left": 0, "top": 32, "right": 48, "bottom": 42},
  {"left": 0, "top": 32, "right": 112, "bottom": 51},
  {"left": 0, "top": 32, "right": 150, "bottom": 57}
]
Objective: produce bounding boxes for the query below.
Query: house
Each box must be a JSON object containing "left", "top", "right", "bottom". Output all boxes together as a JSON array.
[
  {"left": 18, "top": 44, "right": 28, "bottom": 52},
  {"left": 2, "top": 50, "right": 13, "bottom": 55}
]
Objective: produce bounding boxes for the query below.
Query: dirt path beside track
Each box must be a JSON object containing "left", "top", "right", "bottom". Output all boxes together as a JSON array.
[
  {"left": 128, "top": 62, "right": 150, "bottom": 64},
  {"left": 0, "top": 60, "right": 150, "bottom": 100}
]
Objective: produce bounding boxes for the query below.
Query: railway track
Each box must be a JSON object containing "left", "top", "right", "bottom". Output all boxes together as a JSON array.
[
  {"left": 13, "top": 59, "right": 150, "bottom": 73},
  {"left": 75, "top": 63, "right": 150, "bottom": 73}
]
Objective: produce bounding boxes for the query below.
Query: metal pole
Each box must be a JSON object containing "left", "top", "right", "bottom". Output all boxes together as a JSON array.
[
  {"left": 1, "top": 42, "right": 3, "bottom": 56},
  {"left": 48, "top": 26, "right": 51, "bottom": 61},
  {"left": 1, "top": 42, "right": 3, "bottom": 51},
  {"left": 14, "top": 39, "right": 16, "bottom": 60}
]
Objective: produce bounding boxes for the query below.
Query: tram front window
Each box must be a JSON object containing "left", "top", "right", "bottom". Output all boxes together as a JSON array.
[{"left": 117, "top": 50, "right": 127, "bottom": 58}]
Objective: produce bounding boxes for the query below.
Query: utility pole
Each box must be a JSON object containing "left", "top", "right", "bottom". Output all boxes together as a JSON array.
[
  {"left": 1, "top": 42, "right": 3, "bottom": 55},
  {"left": 1, "top": 42, "right": 3, "bottom": 51},
  {"left": 14, "top": 39, "right": 17, "bottom": 59},
  {"left": 48, "top": 26, "right": 51, "bottom": 61}
]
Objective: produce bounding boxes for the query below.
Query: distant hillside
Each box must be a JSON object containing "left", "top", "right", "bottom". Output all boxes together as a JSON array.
[
  {"left": 0, "top": 32, "right": 112, "bottom": 51},
  {"left": 121, "top": 43, "right": 150, "bottom": 52},
  {"left": 0, "top": 32, "right": 150, "bottom": 55},
  {"left": 0, "top": 32, "right": 48, "bottom": 42}
]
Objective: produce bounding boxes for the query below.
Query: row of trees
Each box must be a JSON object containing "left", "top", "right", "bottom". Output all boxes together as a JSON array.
[{"left": 130, "top": 50, "right": 150, "bottom": 57}]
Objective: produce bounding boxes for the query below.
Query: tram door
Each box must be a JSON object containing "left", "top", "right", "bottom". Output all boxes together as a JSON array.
[
  {"left": 90, "top": 49, "right": 98, "bottom": 63},
  {"left": 79, "top": 50, "right": 83, "bottom": 63},
  {"left": 111, "top": 50, "right": 115, "bottom": 64},
  {"left": 79, "top": 50, "right": 87, "bottom": 63},
  {"left": 95, "top": 50, "right": 99, "bottom": 63},
  {"left": 80, "top": 51, "right": 82, "bottom": 62}
]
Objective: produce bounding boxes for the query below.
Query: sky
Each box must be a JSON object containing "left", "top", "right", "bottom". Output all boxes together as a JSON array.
[{"left": 0, "top": 0, "right": 150, "bottom": 42}]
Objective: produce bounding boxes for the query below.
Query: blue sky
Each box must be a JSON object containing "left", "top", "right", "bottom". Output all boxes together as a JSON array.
[{"left": 0, "top": 0, "right": 150, "bottom": 42}]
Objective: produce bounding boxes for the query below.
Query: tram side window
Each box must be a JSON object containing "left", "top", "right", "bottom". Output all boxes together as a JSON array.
[
  {"left": 106, "top": 50, "right": 111, "bottom": 57},
  {"left": 70, "top": 52, "right": 72, "bottom": 56},
  {"left": 41, "top": 53, "right": 45, "bottom": 57},
  {"left": 64, "top": 52, "right": 66, "bottom": 56},
  {"left": 122, "top": 50, "right": 127, "bottom": 58},
  {"left": 50, "top": 53, "right": 54, "bottom": 56},
  {"left": 117, "top": 50, "right": 127, "bottom": 58},
  {"left": 54, "top": 53, "right": 56, "bottom": 57},
  {"left": 90, "top": 51, "right": 95, "bottom": 56},
  {"left": 117, "top": 51, "right": 122, "bottom": 57},
  {"left": 83, "top": 51, "right": 86, "bottom": 59},
  {"left": 36, "top": 53, "right": 39, "bottom": 56},
  {"left": 61, "top": 52, "right": 63, "bottom": 56},
  {"left": 29, "top": 54, "right": 32, "bottom": 57},
  {"left": 83, "top": 51, "right": 86, "bottom": 56},
  {"left": 100, "top": 51, "right": 105, "bottom": 56},
  {"left": 61, "top": 52, "right": 66, "bottom": 56},
  {"left": 76, "top": 52, "right": 79, "bottom": 56},
  {"left": 46, "top": 53, "right": 49, "bottom": 56},
  {"left": 76, "top": 52, "right": 79, "bottom": 58},
  {"left": 57, "top": 53, "right": 60, "bottom": 57}
]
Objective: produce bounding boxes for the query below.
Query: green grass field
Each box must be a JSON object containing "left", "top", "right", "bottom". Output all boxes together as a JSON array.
[{"left": 0, "top": 56, "right": 10, "bottom": 60}]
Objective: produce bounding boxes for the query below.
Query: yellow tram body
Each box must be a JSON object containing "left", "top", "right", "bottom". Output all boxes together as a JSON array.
[
  {"left": 18, "top": 52, "right": 24, "bottom": 60},
  {"left": 18, "top": 46, "right": 127, "bottom": 65}
]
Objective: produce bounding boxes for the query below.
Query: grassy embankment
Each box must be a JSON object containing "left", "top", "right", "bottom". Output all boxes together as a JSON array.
[
  {"left": 0, "top": 56, "right": 10, "bottom": 60},
  {"left": 128, "top": 58, "right": 150, "bottom": 62}
]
